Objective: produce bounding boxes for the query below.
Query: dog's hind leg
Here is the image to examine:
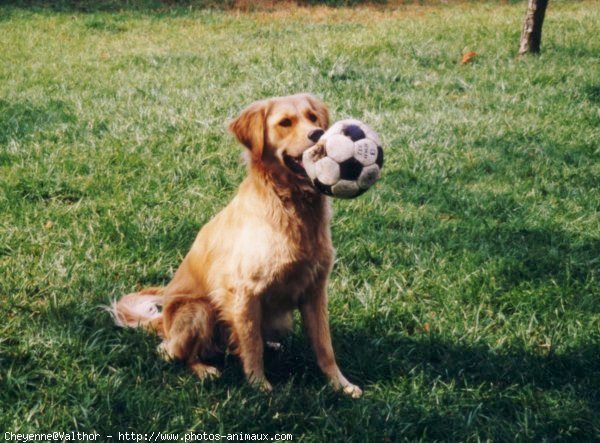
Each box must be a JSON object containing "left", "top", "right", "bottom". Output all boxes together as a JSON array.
[{"left": 160, "top": 295, "right": 221, "bottom": 380}]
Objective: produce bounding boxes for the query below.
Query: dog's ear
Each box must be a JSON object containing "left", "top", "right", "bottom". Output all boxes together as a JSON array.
[
  {"left": 305, "top": 94, "right": 329, "bottom": 129},
  {"left": 229, "top": 100, "right": 270, "bottom": 160}
]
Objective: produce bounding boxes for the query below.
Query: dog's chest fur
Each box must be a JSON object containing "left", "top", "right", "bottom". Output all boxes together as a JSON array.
[{"left": 258, "top": 194, "right": 333, "bottom": 305}]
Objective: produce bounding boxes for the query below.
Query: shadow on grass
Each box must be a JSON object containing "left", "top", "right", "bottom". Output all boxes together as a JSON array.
[
  {"left": 451, "top": 221, "right": 599, "bottom": 299},
  {"left": 332, "top": 325, "right": 600, "bottom": 392},
  {"left": 269, "top": 324, "right": 599, "bottom": 439},
  {"left": 387, "top": 156, "right": 599, "bottom": 305},
  {"left": 17, "top": 295, "right": 595, "bottom": 439},
  {"left": 40, "top": 300, "right": 599, "bottom": 397},
  {"left": 73, "top": 297, "right": 599, "bottom": 403},
  {"left": 0, "top": 99, "right": 76, "bottom": 146}
]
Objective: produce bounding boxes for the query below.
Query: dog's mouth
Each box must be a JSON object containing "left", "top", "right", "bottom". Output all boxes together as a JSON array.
[{"left": 283, "top": 152, "right": 308, "bottom": 179}]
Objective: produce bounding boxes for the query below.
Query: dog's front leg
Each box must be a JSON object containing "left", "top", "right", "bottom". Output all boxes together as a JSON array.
[
  {"left": 232, "top": 290, "right": 272, "bottom": 392},
  {"left": 300, "top": 286, "right": 363, "bottom": 398}
]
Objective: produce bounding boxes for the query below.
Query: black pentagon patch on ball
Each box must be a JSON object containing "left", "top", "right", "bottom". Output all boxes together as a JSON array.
[
  {"left": 343, "top": 124, "right": 366, "bottom": 142},
  {"left": 339, "top": 157, "right": 364, "bottom": 181},
  {"left": 376, "top": 146, "right": 384, "bottom": 168},
  {"left": 313, "top": 178, "right": 333, "bottom": 196}
]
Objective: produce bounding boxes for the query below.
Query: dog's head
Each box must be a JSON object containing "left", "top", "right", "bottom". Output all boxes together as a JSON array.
[{"left": 229, "top": 93, "right": 329, "bottom": 181}]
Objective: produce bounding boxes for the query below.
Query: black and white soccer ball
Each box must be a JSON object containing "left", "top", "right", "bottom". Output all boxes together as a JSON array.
[{"left": 302, "top": 119, "right": 383, "bottom": 198}]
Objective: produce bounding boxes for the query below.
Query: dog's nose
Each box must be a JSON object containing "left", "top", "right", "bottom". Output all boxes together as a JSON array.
[{"left": 307, "top": 129, "right": 324, "bottom": 143}]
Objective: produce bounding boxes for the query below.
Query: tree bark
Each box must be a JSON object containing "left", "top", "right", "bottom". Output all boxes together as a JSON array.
[{"left": 518, "top": 0, "right": 549, "bottom": 57}]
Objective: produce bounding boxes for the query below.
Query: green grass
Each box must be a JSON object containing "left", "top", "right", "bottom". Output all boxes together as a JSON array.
[{"left": 1, "top": 1, "right": 599, "bottom": 441}]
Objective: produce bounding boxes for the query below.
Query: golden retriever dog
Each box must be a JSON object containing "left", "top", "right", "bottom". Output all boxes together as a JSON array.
[{"left": 109, "top": 93, "right": 362, "bottom": 398}]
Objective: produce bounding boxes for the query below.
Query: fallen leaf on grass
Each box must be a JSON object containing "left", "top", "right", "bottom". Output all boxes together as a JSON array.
[{"left": 461, "top": 51, "right": 478, "bottom": 65}]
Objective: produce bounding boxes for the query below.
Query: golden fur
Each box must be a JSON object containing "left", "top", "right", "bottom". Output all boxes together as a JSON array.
[{"left": 109, "top": 93, "right": 362, "bottom": 397}]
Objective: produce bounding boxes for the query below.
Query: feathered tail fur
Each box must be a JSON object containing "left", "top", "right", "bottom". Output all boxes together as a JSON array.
[{"left": 106, "top": 287, "right": 164, "bottom": 334}]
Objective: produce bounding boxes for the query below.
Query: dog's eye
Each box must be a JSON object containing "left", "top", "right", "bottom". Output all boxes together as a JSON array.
[
  {"left": 307, "top": 112, "right": 318, "bottom": 123},
  {"left": 279, "top": 118, "right": 292, "bottom": 127}
]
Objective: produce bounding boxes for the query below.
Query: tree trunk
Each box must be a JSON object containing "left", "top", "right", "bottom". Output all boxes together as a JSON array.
[{"left": 518, "top": 0, "right": 549, "bottom": 57}]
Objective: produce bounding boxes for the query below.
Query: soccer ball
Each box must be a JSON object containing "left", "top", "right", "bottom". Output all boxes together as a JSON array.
[{"left": 302, "top": 119, "right": 383, "bottom": 199}]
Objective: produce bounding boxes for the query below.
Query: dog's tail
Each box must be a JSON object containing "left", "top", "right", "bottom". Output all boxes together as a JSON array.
[{"left": 106, "top": 287, "right": 164, "bottom": 334}]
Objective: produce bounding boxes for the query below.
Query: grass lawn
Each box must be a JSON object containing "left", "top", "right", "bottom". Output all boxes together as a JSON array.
[{"left": 1, "top": 1, "right": 599, "bottom": 441}]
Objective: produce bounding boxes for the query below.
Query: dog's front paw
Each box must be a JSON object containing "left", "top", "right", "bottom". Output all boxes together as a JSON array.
[
  {"left": 248, "top": 374, "right": 273, "bottom": 393},
  {"left": 157, "top": 342, "right": 174, "bottom": 362},
  {"left": 329, "top": 373, "right": 363, "bottom": 398},
  {"left": 260, "top": 380, "right": 273, "bottom": 393},
  {"left": 190, "top": 363, "right": 221, "bottom": 381},
  {"left": 342, "top": 383, "right": 363, "bottom": 399}
]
